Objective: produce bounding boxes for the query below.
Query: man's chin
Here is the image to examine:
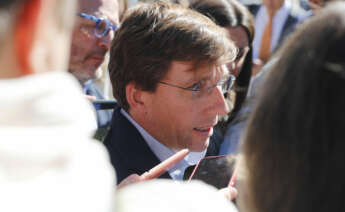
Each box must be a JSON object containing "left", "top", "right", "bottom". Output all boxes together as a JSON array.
[
  {"left": 68, "top": 67, "right": 98, "bottom": 83},
  {"left": 76, "top": 72, "right": 98, "bottom": 84},
  {"left": 188, "top": 138, "right": 209, "bottom": 152}
]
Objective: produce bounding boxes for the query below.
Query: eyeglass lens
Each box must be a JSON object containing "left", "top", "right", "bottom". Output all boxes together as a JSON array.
[
  {"left": 95, "top": 19, "right": 110, "bottom": 38},
  {"left": 200, "top": 76, "right": 234, "bottom": 97}
]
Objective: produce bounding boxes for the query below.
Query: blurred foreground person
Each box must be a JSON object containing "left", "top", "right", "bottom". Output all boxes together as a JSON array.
[
  {"left": 105, "top": 1, "right": 237, "bottom": 183},
  {"left": 238, "top": 3, "right": 345, "bottom": 212},
  {"left": 116, "top": 179, "right": 238, "bottom": 212},
  {"left": 0, "top": 0, "right": 115, "bottom": 211},
  {"left": 221, "top": 0, "right": 344, "bottom": 155}
]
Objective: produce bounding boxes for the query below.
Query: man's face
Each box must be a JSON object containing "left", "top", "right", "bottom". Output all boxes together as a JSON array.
[
  {"left": 142, "top": 61, "right": 230, "bottom": 152},
  {"left": 68, "top": 0, "right": 119, "bottom": 83}
]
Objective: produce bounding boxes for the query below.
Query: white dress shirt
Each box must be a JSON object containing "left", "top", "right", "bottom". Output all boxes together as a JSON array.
[
  {"left": 252, "top": 3, "right": 290, "bottom": 59},
  {"left": 121, "top": 109, "right": 206, "bottom": 180}
]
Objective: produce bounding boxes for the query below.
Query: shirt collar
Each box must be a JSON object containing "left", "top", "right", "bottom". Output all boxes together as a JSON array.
[
  {"left": 120, "top": 109, "right": 206, "bottom": 180},
  {"left": 83, "top": 80, "right": 93, "bottom": 93}
]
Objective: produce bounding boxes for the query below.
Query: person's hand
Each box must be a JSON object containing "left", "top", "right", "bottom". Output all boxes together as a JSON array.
[
  {"left": 85, "top": 95, "right": 96, "bottom": 101},
  {"left": 219, "top": 186, "right": 238, "bottom": 201},
  {"left": 117, "top": 149, "right": 190, "bottom": 189},
  {"left": 117, "top": 174, "right": 146, "bottom": 189}
]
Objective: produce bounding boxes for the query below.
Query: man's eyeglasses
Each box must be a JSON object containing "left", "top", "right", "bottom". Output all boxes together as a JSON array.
[
  {"left": 78, "top": 13, "right": 117, "bottom": 38},
  {"left": 158, "top": 74, "right": 236, "bottom": 98}
]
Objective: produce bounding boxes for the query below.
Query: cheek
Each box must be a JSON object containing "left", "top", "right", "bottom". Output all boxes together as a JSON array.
[
  {"left": 158, "top": 96, "right": 196, "bottom": 128},
  {"left": 70, "top": 32, "right": 96, "bottom": 59}
]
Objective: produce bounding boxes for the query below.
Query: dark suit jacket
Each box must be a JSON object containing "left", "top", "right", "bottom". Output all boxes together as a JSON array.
[
  {"left": 103, "top": 107, "right": 221, "bottom": 184},
  {"left": 248, "top": 4, "right": 303, "bottom": 53},
  {"left": 84, "top": 82, "right": 112, "bottom": 128}
]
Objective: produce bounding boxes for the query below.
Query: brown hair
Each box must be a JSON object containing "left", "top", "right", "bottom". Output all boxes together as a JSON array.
[
  {"left": 109, "top": 1, "right": 236, "bottom": 111},
  {"left": 0, "top": 0, "right": 23, "bottom": 8},
  {"left": 241, "top": 3, "right": 345, "bottom": 212}
]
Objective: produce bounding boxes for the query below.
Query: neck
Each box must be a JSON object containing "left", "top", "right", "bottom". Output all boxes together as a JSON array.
[
  {"left": 67, "top": 69, "right": 88, "bottom": 86},
  {"left": 266, "top": 1, "right": 284, "bottom": 14}
]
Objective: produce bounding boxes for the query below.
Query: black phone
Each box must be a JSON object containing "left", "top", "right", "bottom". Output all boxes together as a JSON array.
[{"left": 183, "top": 154, "right": 236, "bottom": 189}]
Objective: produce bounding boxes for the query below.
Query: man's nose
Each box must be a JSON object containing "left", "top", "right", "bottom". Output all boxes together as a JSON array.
[
  {"left": 210, "top": 86, "right": 230, "bottom": 116},
  {"left": 97, "top": 31, "right": 114, "bottom": 50}
]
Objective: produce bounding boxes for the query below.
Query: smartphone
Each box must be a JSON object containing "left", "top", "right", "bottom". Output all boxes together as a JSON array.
[{"left": 183, "top": 154, "right": 237, "bottom": 189}]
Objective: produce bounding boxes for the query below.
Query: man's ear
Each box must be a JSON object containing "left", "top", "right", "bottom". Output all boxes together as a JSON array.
[
  {"left": 126, "top": 82, "right": 150, "bottom": 111},
  {"left": 14, "top": 0, "right": 42, "bottom": 75}
]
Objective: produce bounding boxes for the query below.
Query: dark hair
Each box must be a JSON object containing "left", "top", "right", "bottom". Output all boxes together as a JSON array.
[
  {"left": 188, "top": 0, "right": 255, "bottom": 127},
  {"left": 0, "top": 0, "right": 22, "bottom": 8},
  {"left": 242, "top": 3, "right": 345, "bottom": 212},
  {"left": 109, "top": 1, "right": 236, "bottom": 111}
]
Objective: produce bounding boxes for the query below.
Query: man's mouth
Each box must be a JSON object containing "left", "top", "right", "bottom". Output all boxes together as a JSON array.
[
  {"left": 193, "top": 126, "right": 214, "bottom": 137},
  {"left": 89, "top": 55, "right": 104, "bottom": 61},
  {"left": 194, "top": 126, "right": 211, "bottom": 132},
  {"left": 86, "top": 53, "right": 106, "bottom": 62}
]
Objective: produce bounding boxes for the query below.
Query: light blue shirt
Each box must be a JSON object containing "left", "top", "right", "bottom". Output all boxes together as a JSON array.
[
  {"left": 82, "top": 80, "right": 93, "bottom": 93},
  {"left": 252, "top": 4, "right": 290, "bottom": 60},
  {"left": 121, "top": 109, "right": 206, "bottom": 180}
]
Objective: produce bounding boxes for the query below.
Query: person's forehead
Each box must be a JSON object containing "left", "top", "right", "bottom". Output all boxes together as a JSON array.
[
  {"left": 165, "top": 61, "right": 228, "bottom": 84},
  {"left": 226, "top": 26, "right": 249, "bottom": 48},
  {"left": 78, "top": 0, "right": 119, "bottom": 24}
]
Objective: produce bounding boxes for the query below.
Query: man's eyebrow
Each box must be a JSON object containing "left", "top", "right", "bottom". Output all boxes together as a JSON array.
[
  {"left": 80, "top": 12, "right": 117, "bottom": 26},
  {"left": 178, "top": 64, "right": 228, "bottom": 85},
  {"left": 94, "top": 11, "right": 118, "bottom": 25},
  {"left": 181, "top": 76, "right": 199, "bottom": 86}
]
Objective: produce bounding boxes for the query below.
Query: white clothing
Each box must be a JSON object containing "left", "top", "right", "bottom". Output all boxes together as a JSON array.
[
  {"left": 116, "top": 179, "right": 238, "bottom": 212},
  {"left": 0, "top": 72, "right": 115, "bottom": 212}
]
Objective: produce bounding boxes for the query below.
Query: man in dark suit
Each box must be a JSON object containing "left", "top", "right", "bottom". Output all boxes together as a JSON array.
[
  {"left": 104, "top": 1, "right": 237, "bottom": 184},
  {"left": 68, "top": 0, "right": 120, "bottom": 129}
]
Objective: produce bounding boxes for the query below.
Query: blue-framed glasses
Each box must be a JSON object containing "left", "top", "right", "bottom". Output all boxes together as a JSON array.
[
  {"left": 78, "top": 13, "right": 117, "bottom": 38},
  {"left": 158, "top": 74, "right": 236, "bottom": 98}
]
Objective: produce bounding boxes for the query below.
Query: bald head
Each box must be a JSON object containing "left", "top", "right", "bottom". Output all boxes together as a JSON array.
[
  {"left": 69, "top": 0, "right": 119, "bottom": 84},
  {"left": 78, "top": 0, "right": 119, "bottom": 24}
]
